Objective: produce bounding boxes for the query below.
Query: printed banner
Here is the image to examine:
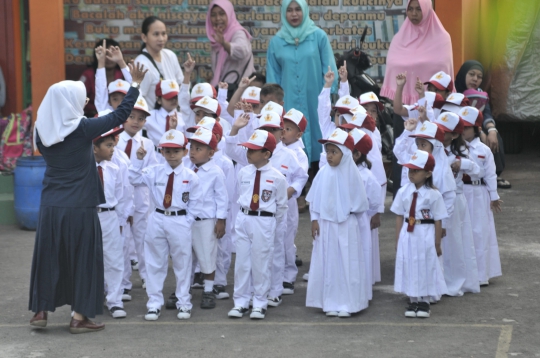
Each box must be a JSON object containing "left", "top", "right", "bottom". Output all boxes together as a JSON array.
[{"left": 64, "top": 0, "right": 406, "bottom": 83}]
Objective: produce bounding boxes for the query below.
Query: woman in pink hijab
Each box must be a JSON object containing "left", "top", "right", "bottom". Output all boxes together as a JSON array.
[
  {"left": 380, "top": 0, "right": 453, "bottom": 104},
  {"left": 206, "top": 0, "right": 255, "bottom": 87}
]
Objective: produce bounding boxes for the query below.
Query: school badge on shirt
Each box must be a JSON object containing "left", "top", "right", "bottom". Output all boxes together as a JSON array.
[
  {"left": 421, "top": 209, "right": 432, "bottom": 219},
  {"left": 182, "top": 192, "right": 189, "bottom": 203},
  {"left": 262, "top": 190, "right": 272, "bottom": 202}
]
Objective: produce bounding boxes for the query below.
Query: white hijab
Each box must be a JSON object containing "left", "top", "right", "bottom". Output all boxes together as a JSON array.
[
  {"left": 35, "top": 80, "right": 86, "bottom": 147},
  {"left": 307, "top": 143, "right": 368, "bottom": 223}
]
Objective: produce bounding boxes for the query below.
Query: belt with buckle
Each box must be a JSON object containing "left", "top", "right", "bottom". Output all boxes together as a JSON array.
[
  {"left": 97, "top": 207, "right": 115, "bottom": 213},
  {"left": 195, "top": 217, "right": 211, "bottom": 221},
  {"left": 155, "top": 208, "right": 186, "bottom": 216},
  {"left": 240, "top": 208, "right": 275, "bottom": 217},
  {"left": 463, "top": 178, "right": 485, "bottom": 185},
  {"left": 406, "top": 218, "right": 435, "bottom": 225}
]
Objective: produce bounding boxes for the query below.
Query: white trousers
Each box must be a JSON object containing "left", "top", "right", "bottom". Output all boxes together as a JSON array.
[
  {"left": 233, "top": 213, "right": 276, "bottom": 309},
  {"left": 192, "top": 219, "right": 218, "bottom": 274},
  {"left": 98, "top": 210, "right": 124, "bottom": 309},
  {"left": 145, "top": 212, "right": 193, "bottom": 310},
  {"left": 127, "top": 186, "right": 150, "bottom": 284},
  {"left": 283, "top": 197, "right": 299, "bottom": 283},
  {"left": 269, "top": 213, "right": 287, "bottom": 298},
  {"left": 215, "top": 208, "right": 234, "bottom": 286},
  {"left": 122, "top": 228, "right": 133, "bottom": 290}
]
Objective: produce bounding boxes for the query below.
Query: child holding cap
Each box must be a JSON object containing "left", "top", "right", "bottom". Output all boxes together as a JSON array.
[
  {"left": 434, "top": 112, "right": 481, "bottom": 295},
  {"left": 93, "top": 126, "right": 128, "bottom": 319},
  {"left": 186, "top": 127, "right": 228, "bottom": 310},
  {"left": 227, "top": 130, "right": 288, "bottom": 320},
  {"left": 306, "top": 128, "right": 369, "bottom": 318},
  {"left": 460, "top": 106, "right": 502, "bottom": 286},
  {"left": 117, "top": 96, "right": 158, "bottom": 291},
  {"left": 391, "top": 150, "right": 449, "bottom": 319},
  {"left": 129, "top": 129, "right": 201, "bottom": 321}
]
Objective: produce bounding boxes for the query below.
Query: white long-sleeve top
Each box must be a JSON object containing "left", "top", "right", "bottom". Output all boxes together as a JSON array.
[
  {"left": 145, "top": 108, "right": 185, "bottom": 147},
  {"left": 97, "top": 160, "right": 124, "bottom": 212},
  {"left": 129, "top": 161, "right": 200, "bottom": 222},
  {"left": 178, "top": 83, "right": 196, "bottom": 129},
  {"left": 284, "top": 139, "right": 309, "bottom": 173},
  {"left": 188, "top": 159, "right": 228, "bottom": 220},
  {"left": 358, "top": 164, "right": 384, "bottom": 216},
  {"left": 237, "top": 162, "right": 288, "bottom": 219},
  {"left": 445, "top": 145, "right": 483, "bottom": 195},
  {"left": 110, "top": 149, "right": 133, "bottom": 225},
  {"left": 466, "top": 137, "right": 500, "bottom": 201},
  {"left": 94, "top": 67, "right": 133, "bottom": 113}
]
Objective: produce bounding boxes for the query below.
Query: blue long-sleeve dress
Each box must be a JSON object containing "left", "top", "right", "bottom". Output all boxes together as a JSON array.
[
  {"left": 266, "top": 28, "right": 338, "bottom": 163},
  {"left": 28, "top": 86, "right": 139, "bottom": 318}
]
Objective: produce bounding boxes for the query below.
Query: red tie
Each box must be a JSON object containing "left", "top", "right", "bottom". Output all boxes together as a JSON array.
[
  {"left": 250, "top": 170, "right": 261, "bottom": 211},
  {"left": 407, "top": 192, "right": 418, "bottom": 232},
  {"left": 97, "top": 165, "right": 104, "bottom": 188},
  {"left": 163, "top": 172, "right": 174, "bottom": 208},
  {"left": 125, "top": 139, "right": 133, "bottom": 159},
  {"left": 165, "top": 115, "right": 170, "bottom": 132},
  {"left": 444, "top": 149, "right": 449, "bottom": 155},
  {"left": 194, "top": 167, "right": 199, "bottom": 173}
]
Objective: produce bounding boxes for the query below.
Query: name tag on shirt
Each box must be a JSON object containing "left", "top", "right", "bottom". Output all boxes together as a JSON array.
[{"left": 155, "top": 183, "right": 165, "bottom": 186}]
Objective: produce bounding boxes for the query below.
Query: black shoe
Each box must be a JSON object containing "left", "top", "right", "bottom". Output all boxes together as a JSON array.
[
  {"left": 191, "top": 272, "right": 204, "bottom": 289},
  {"left": 212, "top": 285, "right": 230, "bottom": 300},
  {"left": 201, "top": 291, "right": 216, "bottom": 309},
  {"left": 110, "top": 306, "right": 127, "bottom": 319},
  {"left": 416, "top": 302, "right": 431, "bottom": 318},
  {"left": 295, "top": 255, "right": 303, "bottom": 267},
  {"left": 166, "top": 292, "right": 178, "bottom": 309},
  {"left": 405, "top": 302, "right": 418, "bottom": 317},
  {"left": 282, "top": 282, "right": 294, "bottom": 295},
  {"left": 121, "top": 289, "right": 132, "bottom": 302}
]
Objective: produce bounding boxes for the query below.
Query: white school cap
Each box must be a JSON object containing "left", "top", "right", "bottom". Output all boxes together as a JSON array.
[
  {"left": 459, "top": 106, "right": 483, "bottom": 127},
  {"left": 257, "top": 111, "right": 284, "bottom": 129},
  {"left": 108, "top": 79, "right": 129, "bottom": 95},
  {"left": 186, "top": 116, "right": 223, "bottom": 139},
  {"left": 239, "top": 129, "right": 277, "bottom": 153},
  {"left": 434, "top": 112, "right": 464, "bottom": 134},
  {"left": 359, "top": 91, "right": 384, "bottom": 111},
  {"left": 190, "top": 83, "right": 217, "bottom": 103},
  {"left": 424, "top": 71, "right": 454, "bottom": 91},
  {"left": 349, "top": 128, "right": 373, "bottom": 155},
  {"left": 193, "top": 96, "right": 221, "bottom": 117},
  {"left": 283, "top": 108, "right": 307, "bottom": 132},
  {"left": 259, "top": 101, "right": 284, "bottom": 117},
  {"left": 159, "top": 129, "right": 188, "bottom": 149},
  {"left": 155, "top": 79, "right": 180, "bottom": 100},
  {"left": 189, "top": 126, "right": 218, "bottom": 150},
  {"left": 403, "top": 150, "right": 435, "bottom": 171},
  {"left": 133, "top": 96, "right": 151, "bottom": 116},
  {"left": 241, "top": 86, "right": 261, "bottom": 104},
  {"left": 333, "top": 95, "right": 360, "bottom": 114},
  {"left": 339, "top": 111, "right": 377, "bottom": 132},
  {"left": 409, "top": 120, "right": 445, "bottom": 143},
  {"left": 318, "top": 128, "right": 355, "bottom": 152}
]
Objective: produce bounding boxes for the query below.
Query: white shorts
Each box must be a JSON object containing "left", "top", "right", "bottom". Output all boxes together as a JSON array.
[{"left": 192, "top": 218, "right": 218, "bottom": 274}]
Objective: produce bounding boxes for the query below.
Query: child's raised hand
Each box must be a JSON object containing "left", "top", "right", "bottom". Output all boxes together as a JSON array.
[
  {"left": 417, "top": 105, "right": 428, "bottom": 122},
  {"left": 324, "top": 66, "right": 335, "bottom": 88},
  {"left": 415, "top": 77, "right": 425, "bottom": 98},
  {"left": 233, "top": 113, "right": 250, "bottom": 130},
  {"left": 95, "top": 41, "right": 107, "bottom": 68},
  {"left": 218, "top": 82, "right": 229, "bottom": 89},
  {"left": 311, "top": 220, "right": 320, "bottom": 239},
  {"left": 491, "top": 199, "right": 502, "bottom": 213},
  {"left": 129, "top": 61, "right": 148, "bottom": 84},
  {"left": 404, "top": 118, "right": 418, "bottom": 132},
  {"left": 338, "top": 61, "right": 348, "bottom": 82},
  {"left": 169, "top": 112, "right": 178, "bottom": 130},
  {"left": 183, "top": 53, "right": 196, "bottom": 74},
  {"left": 242, "top": 101, "right": 253, "bottom": 113},
  {"left": 239, "top": 75, "right": 256, "bottom": 89},
  {"left": 396, "top": 71, "right": 407, "bottom": 87},
  {"left": 234, "top": 101, "right": 243, "bottom": 110},
  {"left": 136, "top": 140, "right": 147, "bottom": 160},
  {"left": 107, "top": 46, "right": 125, "bottom": 66}
]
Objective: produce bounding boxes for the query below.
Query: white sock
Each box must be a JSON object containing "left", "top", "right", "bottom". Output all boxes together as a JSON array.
[{"left": 204, "top": 279, "right": 214, "bottom": 292}]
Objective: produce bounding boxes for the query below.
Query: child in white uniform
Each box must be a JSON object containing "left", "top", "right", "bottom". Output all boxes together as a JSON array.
[
  {"left": 93, "top": 126, "right": 128, "bottom": 318},
  {"left": 434, "top": 111, "right": 481, "bottom": 295},
  {"left": 306, "top": 128, "right": 369, "bottom": 317},
  {"left": 391, "top": 150, "right": 448, "bottom": 318},
  {"left": 116, "top": 97, "right": 158, "bottom": 290},
  {"left": 461, "top": 107, "right": 502, "bottom": 286},
  {"left": 227, "top": 130, "right": 288, "bottom": 320},
  {"left": 130, "top": 130, "right": 200, "bottom": 321}
]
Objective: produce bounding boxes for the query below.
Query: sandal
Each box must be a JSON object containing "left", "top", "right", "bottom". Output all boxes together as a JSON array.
[{"left": 497, "top": 177, "right": 511, "bottom": 189}]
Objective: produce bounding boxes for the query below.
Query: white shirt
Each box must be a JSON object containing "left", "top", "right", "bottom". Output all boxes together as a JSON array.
[
  {"left": 129, "top": 161, "right": 200, "bottom": 221},
  {"left": 110, "top": 150, "right": 133, "bottom": 223},
  {"left": 237, "top": 162, "right": 288, "bottom": 219},
  {"left": 117, "top": 131, "right": 158, "bottom": 168},
  {"left": 285, "top": 139, "right": 309, "bottom": 173},
  {"left": 358, "top": 164, "right": 383, "bottom": 216},
  {"left": 145, "top": 107, "right": 185, "bottom": 147},
  {"left": 94, "top": 67, "right": 133, "bottom": 113},
  {"left": 466, "top": 137, "right": 500, "bottom": 201},
  {"left": 391, "top": 183, "right": 448, "bottom": 221},
  {"left": 445, "top": 145, "right": 483, "bottom": 194},
  {"left": 189, "top": 159, "right": 228, "bottom": 219},
  {"left": 225, "top": 137, "right": 308, "bottom": 198},
  {"left": 135, "top": 49, "right": 184, "bottom": 109},
  {"left": 96, "top": 161, "right": 124, "bottom": 215},
  {"left": 178, "top": 83, "right": 196, "bottom": 129}
]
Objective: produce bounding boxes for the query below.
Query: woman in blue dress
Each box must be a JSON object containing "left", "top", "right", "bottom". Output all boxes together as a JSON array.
[
  {"left": 266, "top": 0, "right": 337, "bottom": 164},
  {"left": 28, "top": 62, "right": 147, "bottom": 334}
]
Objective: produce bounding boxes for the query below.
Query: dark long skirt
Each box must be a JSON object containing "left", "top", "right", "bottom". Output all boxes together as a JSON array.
[{"left": 28, "top": 206, "right": 104, "bottom": 318}]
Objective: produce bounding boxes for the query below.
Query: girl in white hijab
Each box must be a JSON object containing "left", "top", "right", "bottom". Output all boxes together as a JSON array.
[{"left": 306, "top": 128, "right": 369, "bottom": 317}]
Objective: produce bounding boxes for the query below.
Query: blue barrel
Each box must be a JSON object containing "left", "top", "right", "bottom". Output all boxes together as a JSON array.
[{"left": 13, "top": 156, "right": 46, "bottom": 230}]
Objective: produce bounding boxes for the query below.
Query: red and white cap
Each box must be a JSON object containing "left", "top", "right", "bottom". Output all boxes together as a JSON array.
[
  {"left": 93, "top": 125, "right": 124, "bottom": 143},
  {"left": 159, "top": 130, "right": 188, "bottom": 148},
  {"left": 349, "top": 128, "right": 373, "bottom": 155},
  {"left": 190, "top": 83, "right": 217, "bottom": 103},
  {"left": 446, "top": 93, "right": 469, "bottom": 106},
  {"left": 433, "top": 93, "right": 446, "bottom": 109},
  {"left": 133, "top": 96, "right": 151, "bottom": 116},
  {"left": 409, "top": 120, "right": 445, "bottom": 143},
  {"left": 283, "top": 108, "right": 307, "bottom": 132},
  {"left": 318, "top": 128, "right": 355, "bottom": 152},
  {"left": 359, "top": 91, "right": 384, "bottom": 111},
  {"left": 193, "top": 96, "right": 221, "bottom": 117},
  {"left": 434, "top": 112, "right": 464, "bottom": 134},
  {"left": 333, "top": 95, "right": 360, "bottom": 114},
  {"left": 459, "top": 106, "right": 483, "bottom": 127},
  {"left": 257, "top": 111, "right": 283, "bottom": 129},
  {"left": 108, "top": 79, "right": 129, "bottom": 95},
  {"left": 241, "top": 86, "right": 261, "bottom": 104},
  {"left": 403, "top": 150, "right": 435, "bottom": 171},
  {"left": 424, "top": 71, "right": 454, "bottom": 91},
  {"left": 259, "top": 101, "right": 284, "bottom": 117},
  {"left": 186, "top": 116, "right": 223, "bottom": 139},
  {"left": 239, "top": 129, "right": 277, "bottom": 153},
  {"left": 155, "top": 79, "right": 180, "bottom": 100},
  {"left": 339, "top": 112, "right": 377, "bottom": 132},
  {"left": 189, "top": 126, "right": 218, "bottom": 150}
]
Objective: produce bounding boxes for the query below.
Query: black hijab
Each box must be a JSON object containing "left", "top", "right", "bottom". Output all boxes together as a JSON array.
[{"left": 455, "top": 60, "right": 484, "bottom": 93}]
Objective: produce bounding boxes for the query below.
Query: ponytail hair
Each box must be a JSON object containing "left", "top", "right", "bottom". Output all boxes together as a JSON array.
[
  {"left": 140, "top": 16, "right": 162, "bottom": 52},
  {"left": 353, "top": 150, "right": 372, "bottom": 169},
  {"left": 424, "top": 175, "right": 437, "bottom": 190},
  {"left": 450, "top": 133, "right": 468, "bottom": 157}
]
